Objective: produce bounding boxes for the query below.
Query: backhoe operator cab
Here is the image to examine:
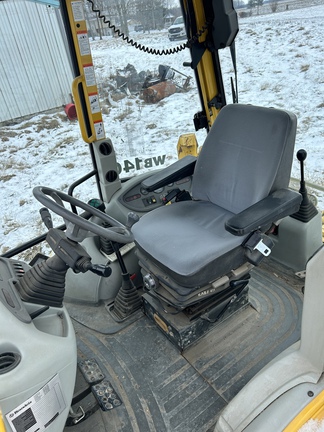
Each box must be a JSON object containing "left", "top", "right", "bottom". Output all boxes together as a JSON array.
[{"left": 1, "top": 0, "right": 324, "bottom": 431}]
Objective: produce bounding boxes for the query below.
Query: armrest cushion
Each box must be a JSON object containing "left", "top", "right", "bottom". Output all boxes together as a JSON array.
[
  {"left": 141, "top": 155, "right": 197, "bottom": 192},
  {"left": 225, "top": 188, "right": 302, "bottom": 236}
]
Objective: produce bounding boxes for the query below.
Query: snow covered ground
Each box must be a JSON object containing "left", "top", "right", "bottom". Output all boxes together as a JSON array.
[{"left": 1, "top": 3, "right": 324, "bottom": 259}]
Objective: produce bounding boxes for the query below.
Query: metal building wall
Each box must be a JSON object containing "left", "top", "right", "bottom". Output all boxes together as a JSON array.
[{"left": 0, "top": 0, "right": 73, "bottom": 122}]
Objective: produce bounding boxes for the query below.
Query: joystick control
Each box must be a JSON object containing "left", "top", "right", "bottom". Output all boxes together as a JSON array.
[{"left": 291, "top": 149, "right": 318, "bottom": 222}]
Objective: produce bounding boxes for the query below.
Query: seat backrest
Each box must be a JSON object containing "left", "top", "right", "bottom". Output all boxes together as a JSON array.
[{"left": 192, "top": 104, "right": 297, "bottom": 214}]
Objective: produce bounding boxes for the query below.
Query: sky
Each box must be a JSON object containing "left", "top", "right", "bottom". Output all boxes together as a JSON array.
[{"left": 0, "top": 2, "right": 324, "bottom": 262}]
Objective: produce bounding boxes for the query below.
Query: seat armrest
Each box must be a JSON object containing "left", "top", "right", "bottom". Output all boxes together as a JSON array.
[
  {"left": 225, "top": 188, "right": 302, "bottom": 236},
  {"left": 141, "top": 155, "right": 197, "bottom": 192}
]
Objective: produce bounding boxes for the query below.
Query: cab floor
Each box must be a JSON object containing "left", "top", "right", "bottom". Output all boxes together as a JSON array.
[{"left": 64, "top": 259, "right": 304, "bottom": 432}]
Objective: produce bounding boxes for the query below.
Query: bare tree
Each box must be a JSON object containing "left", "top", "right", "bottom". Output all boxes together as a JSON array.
[
  {"left": 233, "top": 0, "right": 245, "bottom": 8},
  {"left": 247, "top": 0, "right": 263, "bottom": 15},
  {"left": 269, "top": 0, "right": 278, "bottom": 13},
  {"left": 247, "top": 0, "right": 257, "bottom": 11},
  {"left": 256, "top": 0, "right": 264, "bottom": 15},
  {"left": 134, "top": 0, "right": 164, "bottom": 30}
]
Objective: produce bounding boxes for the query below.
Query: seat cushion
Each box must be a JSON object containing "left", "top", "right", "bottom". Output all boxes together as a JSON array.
[{"left": 132, "top": 200, "right": 247, "bottom": 287}]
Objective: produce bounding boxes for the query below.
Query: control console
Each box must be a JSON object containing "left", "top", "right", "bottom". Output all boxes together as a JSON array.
[{"left": 119, "top": 176, "right": 192, "bottom": 212}]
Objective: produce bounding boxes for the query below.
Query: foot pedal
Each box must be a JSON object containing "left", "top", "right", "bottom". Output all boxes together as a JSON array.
[
  {"left": 92, "top": 380, "right": 122, "bottom": 411},
  {"left": 78, "top": 359, "right": 105, "bottom": 385}
]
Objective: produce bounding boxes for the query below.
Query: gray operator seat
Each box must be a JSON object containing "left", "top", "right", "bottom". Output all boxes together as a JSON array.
[{"left": 132, "top": 104, "right": 302, "bottom": 310}]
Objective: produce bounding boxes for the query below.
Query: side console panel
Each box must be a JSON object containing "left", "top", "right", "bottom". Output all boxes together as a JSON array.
[{"left": 0, "top": 258, "right": 77, "bottom": 432}]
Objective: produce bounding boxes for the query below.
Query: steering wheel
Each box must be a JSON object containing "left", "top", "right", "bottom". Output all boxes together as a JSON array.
[{"left": 33, "top": 186, "right": 134, "bottom": 244}]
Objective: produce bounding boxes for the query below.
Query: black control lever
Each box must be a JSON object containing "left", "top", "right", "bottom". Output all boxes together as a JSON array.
[
  {"left": 40, "top": 207, "right": 53, "bottom": 229},
  {"left": 88, "top": 263, "right": 112, "bottom": 278},
  {"left": 126, "top": 212, "right": 140, "bottom": 228},
  {"left": 162, "top": 188, "right": 181, "bottom": 205},
  {"left": 291, "top": 149, "right": 317, "bottom": 222},
  {"left": 46, "top": 228, "right": 112, "bottom": 279}
]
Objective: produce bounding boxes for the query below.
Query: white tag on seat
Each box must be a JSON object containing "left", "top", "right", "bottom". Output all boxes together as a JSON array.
[{"left": 254, "top": 239, "right": 271, "bottom": 256}]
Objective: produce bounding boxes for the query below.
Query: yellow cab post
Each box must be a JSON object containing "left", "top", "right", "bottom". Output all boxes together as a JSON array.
[{"left": 60, "top": 0, "right": 121, "bottom": 202}]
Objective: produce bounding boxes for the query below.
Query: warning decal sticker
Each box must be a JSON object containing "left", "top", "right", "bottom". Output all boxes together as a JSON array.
[
  {"left": 83, "top": 64, "right": 96, "bottom": 87},
  {"left": 6, "top": 375, "right": 66, "bottom": 432},
  {"left": 71, "top": 1, "right": 84, "bottom": 21},
  {"left": 77, "top": 31, "right": 91, "bottom": 56},
  {"left": 89, "top": 93, "right": 100, "bottom": 114},
  {"left": 94, "top": 121, "right": 105, "bottom": 140}
]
